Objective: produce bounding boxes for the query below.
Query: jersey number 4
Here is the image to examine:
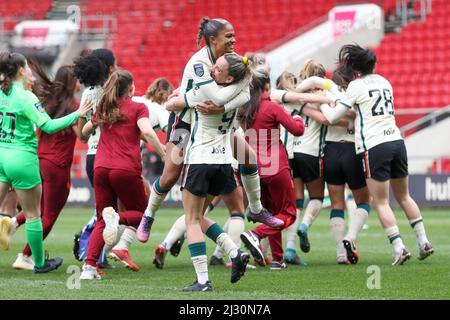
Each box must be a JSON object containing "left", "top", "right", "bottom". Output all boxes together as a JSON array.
[
  {"left": 369, "top": 89, "right": 393, "bottom": 116},
  {"left": 0, "top": 111, "right": 16, "bottom": 140}
]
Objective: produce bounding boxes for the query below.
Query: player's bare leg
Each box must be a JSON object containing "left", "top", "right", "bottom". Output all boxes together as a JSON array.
[
  {"left": 366, "top": 179, "right": 411, "bottom": 265},
  {"left": 391, "top": 177, "right": 433, "bottom": 260},
  {"left": 137, "top": 142, "right": 183, "bottom": 242},
  {"left": 232, "top": 133, "right": 283, "bottom": 228}
]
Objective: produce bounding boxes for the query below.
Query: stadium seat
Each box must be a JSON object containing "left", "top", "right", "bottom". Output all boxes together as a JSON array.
[{"left": 0, "top": 0, "right": 52, "bottom": 31}]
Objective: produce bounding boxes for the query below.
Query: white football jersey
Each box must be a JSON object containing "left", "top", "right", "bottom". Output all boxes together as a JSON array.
[
  {"left": 80, "top": 86, "right": 103, "bottom": 155},
  {"left": 339, "top": 74, "right": 402, "bottom": 154},
  {"left": 324, "top": 122, "right": 355, "bottom": 143},
  {"left": 180, "top": 46, "right": 250, "bottom": 125},
  {"left": 325, "top": 88, "right": 355, "bottom": 143},
  {"left": 183, "top": 83, "right": 236, "bottom": 165},
  {"left": 178, "top": 47, "right": 213, "bottom": 125},
  {"left": 292, "top": 106, "right": 325, "bottom": 157},
  {"left": 271, "top": 89, "right": 303, "bottom": 159},
  {"left": 132, "top": 96, "right": 169, "bottom": 132}
]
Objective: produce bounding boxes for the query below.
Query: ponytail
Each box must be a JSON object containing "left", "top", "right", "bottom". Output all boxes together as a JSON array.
[
  {"left": 96, "top": 70, "right": 133, "bottom": 126},
  {"left": 0, "top": 51, "right": 26, "bottom": 95},
  {"left": 223, "top": 53, "right": 253, "bottom": 83},
  {"left": 238, "top": 67, "right": 270, "bottom": 131},
  {"left": 196, "top": 17, "right": 210, "bottom": 48}
]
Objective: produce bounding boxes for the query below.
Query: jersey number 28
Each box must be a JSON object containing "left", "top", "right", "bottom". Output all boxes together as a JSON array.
[{"left": 369, "top": 89, "right": 393, "bottom": 116}]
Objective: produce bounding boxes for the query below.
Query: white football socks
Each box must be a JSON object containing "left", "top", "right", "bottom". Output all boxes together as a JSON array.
[
  {"left": 346, "top": 206, "right": 369, "bottom": 241},
  {"left": 241, "top": 172, "right": 263, "bottom": 213},
  {"left": 301, "top": 199, "right": 323, "bottom": 228},
  {"left": 409, "top": 217, "right": 429, "bottom": 246},
  {"left": 162, "top": 214, "right": 186, "bottom": 250},
  {"left": 113, "top": 226, "right": 136, "bottom": 250}
]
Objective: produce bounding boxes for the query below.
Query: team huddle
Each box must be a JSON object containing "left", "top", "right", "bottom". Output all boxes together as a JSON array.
[{"left": 0, "top": 17, "right": 434, "bottom": 292}]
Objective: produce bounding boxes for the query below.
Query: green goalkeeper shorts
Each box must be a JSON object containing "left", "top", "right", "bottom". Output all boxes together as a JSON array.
[{"left": 0, "top": 148, "right": 41, "bottom": 190}]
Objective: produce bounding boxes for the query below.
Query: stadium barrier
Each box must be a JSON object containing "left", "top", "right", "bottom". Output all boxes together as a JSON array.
[
  {"left": 67, "top": 174, "right": 450, "bottom": 208},
  {"left": 390, "top": 174, "right": 450, "bottom": 208}
]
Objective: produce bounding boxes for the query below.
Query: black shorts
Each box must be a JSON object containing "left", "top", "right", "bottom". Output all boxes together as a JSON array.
[
  {"left": 181, "top": 164, "right": 235, "bottom": 197},
  {"left": 363, "top": 140, "right": 408, "bottom": 182},
  {"left": 323, "top": 142, "right": 366, "bottom": 190},
  {"left": 221, "top": 168, "right": 242, "bottom": 195},
  {"left": 291, "top": 152, "right": 322, "bottom": 183},
  {"left": 166, "top": 112, "right": 191, "bottom": 149},
  {"left": 86, "top": 154, "right": 95, "bottom": 187}
]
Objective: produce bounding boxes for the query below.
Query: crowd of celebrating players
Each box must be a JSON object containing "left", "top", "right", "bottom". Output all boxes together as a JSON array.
[{"left": 0, "top": 17, "right": 434, "bottom": 292}]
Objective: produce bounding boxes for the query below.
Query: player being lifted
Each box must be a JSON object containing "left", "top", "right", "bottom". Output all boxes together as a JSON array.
[
  {"left": 136, "top": 17, "right": 283, "bottom": 244},
  {"left": 165, "top": 53, "right": 252, "bottom": 291}
]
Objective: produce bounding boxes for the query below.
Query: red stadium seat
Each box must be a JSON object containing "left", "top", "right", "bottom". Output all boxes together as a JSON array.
[
  {"left": 81, "top": 0, "right": 344, "bottom": 93},
  {"left": 0, "top": 0, "right": 52, "bottom": 30},
  {"left": 374, "top": 0, "right": 450, "bottom": 110}
]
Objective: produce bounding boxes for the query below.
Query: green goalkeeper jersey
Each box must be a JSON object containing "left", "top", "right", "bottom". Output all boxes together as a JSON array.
[{"left": 0, "top": 82, "right": 80, "bottom": 153}]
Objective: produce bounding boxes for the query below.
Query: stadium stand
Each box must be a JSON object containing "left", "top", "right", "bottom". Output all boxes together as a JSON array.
[
  {"left": 0, "top": 0, "right": 398, "bottom": 94},
  {"left": 77, "top": 0, "right": 400, "bottom": 95},
  {"left": 2, "top": 0, "right": 447, "bottom": 176},
  {"left": 0, "top": 1, "right": 53, "bottom": 31},
  {"left": 80, "top": 0, "right": 340, "bottom": 93},
  {"left": 374, "top": 0, "right": 450, "bottom": 112}
]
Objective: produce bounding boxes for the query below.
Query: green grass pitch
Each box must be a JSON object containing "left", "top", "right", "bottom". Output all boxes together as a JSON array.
[{"left": 0, "top": 207, "right": 449, "bottom": 300}]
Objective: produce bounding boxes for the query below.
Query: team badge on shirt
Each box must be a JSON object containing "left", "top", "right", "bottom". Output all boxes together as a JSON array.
[
  {"left": 35, "top": 102, "right": 45, "bottom": 112},
  {"left": 193, "top": 63, "right": 204, "bottom": 77}
]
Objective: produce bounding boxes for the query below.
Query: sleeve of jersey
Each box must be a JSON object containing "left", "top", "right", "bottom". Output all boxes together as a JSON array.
[
  {"left": 338, "top": 81, "right": 358, "bottom": 110},
  {"left": 21, "top": 93, "right": 49, "bottom": 127},
  {"left": 136, "top": 103, "right": 150, "bottom": 120},
  {"left": 40, "top": 113, "right": 80, "bottom": 134},
  {"left": 79, "top": 90, "right": 92, "bottom": 120},
  {"left": 158, "top": 107, "right": 169, "bottom": 131},
  {"left": 21, "top": 92, "right": 78, "bottom": 133},
  {"left": 320, "top": 103, "right": 350, "bottom": 124},
  {"left": 189, "top": 76, "right": 249, "bottom": 107},
  {"left": 273, "top": 103, "right": 304, "bottom": 136},
  {"left": 223, "top": 86, "right": 250, "bottom": 113}
]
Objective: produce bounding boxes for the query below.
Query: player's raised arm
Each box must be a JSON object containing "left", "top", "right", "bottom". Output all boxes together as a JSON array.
[
  {"left": 296, "top": 76, "right": 342, "bottom": 98},
  {"left": 271, "top": 88, "right": 335, "bottom": 106},
  {"left": 302, "top": 103, "right": 348, "bottom": 127}
]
